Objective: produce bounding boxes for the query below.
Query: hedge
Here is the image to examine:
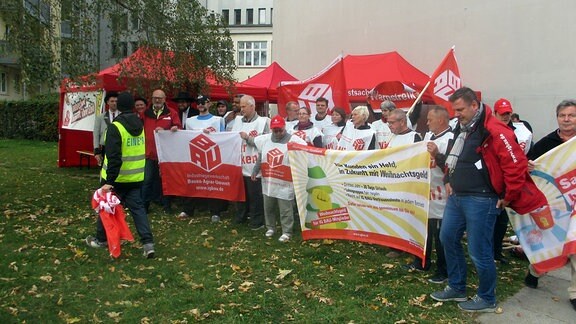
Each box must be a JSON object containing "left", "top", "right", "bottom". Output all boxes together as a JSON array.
[{"left": 0, "top": 93, "right": 59, "bottom": 141}]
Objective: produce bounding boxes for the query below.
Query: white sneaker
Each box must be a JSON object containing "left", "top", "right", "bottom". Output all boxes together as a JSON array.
[
  {"left": 177, "top": 212, "right": 189, "bottom": 218},
  {"left": 278, "top": 234, "right": 291, "bottom": 242},
  {"left": 265, "top": 229, "right": 275, "bottom": 237},
  {"left": 211, "top": 215, "right": 221, "bottom": 223}
]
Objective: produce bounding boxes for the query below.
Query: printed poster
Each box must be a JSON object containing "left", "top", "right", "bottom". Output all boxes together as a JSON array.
[
  {"left": 509, "top": 137, "right": 576, "bottom": 273},
  {"left": 288, "top": 142, "right": 430, "bottom": 259},
  {"left": 61, "top": 90, "right": 104, "bottom": 131}
]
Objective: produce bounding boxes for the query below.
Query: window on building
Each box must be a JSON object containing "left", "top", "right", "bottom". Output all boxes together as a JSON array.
[
  {"left": 237, "top": 41, "right": 268, "bottom": 67},
  {"left": 246, "top": 9, "right": 253, "bottom": 25},
  {"left": 130, "top": 13, "right": 140, "bottom": 30},
  {"left": 0, "top": 72, "right": 7, "bottom": 94},
  {"left": 130, "top": 42, "right": 139, "bottom": 54},
  {"left": 221, "top": 9, "right": 229, "bottom": 25},
  {"left": 24, "top": 0, "right": 51, "bottom": 25},
  {"left": 270, "top": 8, "right": 273, "bottom": 24},
  {"left": 112, "top": 41, "right": 128, "bottom": 58},
  {"left": 234, "top": 9, "right": 241, "bottom": 25},
  {"left": 258, "top": 8, "right": 266, "bottom": 24}
]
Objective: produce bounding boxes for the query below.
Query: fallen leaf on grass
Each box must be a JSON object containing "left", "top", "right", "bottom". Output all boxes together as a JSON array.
[
  {"left": 40, "top": 275, "right": 53, "bottom": 282},
  {"left": 201, "top": 230, "right": 209, "bottom": 236},
  {"left": 107, "top": 311, "right": 122, "bottom": 319},
  {"left": 276, "top": 269, "right": 293, "bottom": 280},
  {"left": 432, "top": 301, "right": 443, "bottom": 307},
  {"left": 239, "top": 281, "right": 255, "bottom": 292},
  {"left": 552, "top": 296, "right": 560, "bottom": 302},
  {"left": 495, "top": 307, "right": 503, "bottom": 314},
  {"left": 381, "top": 263, "right": 394, "bottom": 269}
]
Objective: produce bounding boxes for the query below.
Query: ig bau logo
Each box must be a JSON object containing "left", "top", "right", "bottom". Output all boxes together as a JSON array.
[
  {"left": 297, "top": 83, "right": 334, "bottom": 114},
  {"left": 189, "top": 134, "right": 222, "bottom": 172},
  {"left": 433, "top": 70, "right": 461, "bottom": 101}
]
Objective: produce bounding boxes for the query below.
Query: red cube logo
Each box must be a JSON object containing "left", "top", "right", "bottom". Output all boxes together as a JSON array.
[
  {"left": 189, "top": 134, "right": 222, "bottom": 172},
  {"left": 266, "top": 148, "right": 284, "bottom": 168},
  {"left": 353, "top": 139, "right": 365, "bottom": 151}
]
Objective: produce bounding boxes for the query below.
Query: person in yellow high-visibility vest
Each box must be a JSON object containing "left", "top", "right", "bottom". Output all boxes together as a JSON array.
[{"left": 86, "top": 92, "right": 155, "bottom": 259}]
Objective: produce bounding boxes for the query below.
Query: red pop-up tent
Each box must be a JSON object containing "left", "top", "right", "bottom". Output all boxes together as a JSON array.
[
  {"left": 343, "top": 52, "right": 430, "bottom": 102},
  {"left": 57, "top": 48, "right": 269, "bottom": 167},
  {"left": 238, "top": 62, "right": 298, "bottom": 102}
]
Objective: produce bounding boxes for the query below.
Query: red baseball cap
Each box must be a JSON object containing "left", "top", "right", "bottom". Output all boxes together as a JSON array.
[
  {"left": 270, "top": 115, "right": 286, "bottom": 129},
  {"left": 494, "top": 98, "right": 513, "bottom": 115}
]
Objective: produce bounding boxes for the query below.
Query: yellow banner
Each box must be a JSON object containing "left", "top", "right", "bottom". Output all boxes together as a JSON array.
[{"left": 288, "top": 142, "right": 430, "bottom": 258}]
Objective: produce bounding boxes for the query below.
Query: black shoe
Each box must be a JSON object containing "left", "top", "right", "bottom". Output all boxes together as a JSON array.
[
  {"left": 524, "top": 271, "right": 538, "bottom": 289},
  {"left": 250, "top": 224, "right": 264, "bottom": 230},
  {"left": 403, "top": 263, "right": 429, "bottom": 272},
  {"left": 570, "top": 299, "right": 576, "bottom": 311},
  {"left": 233, "top": 217, "right": 246, "bottom": 225},
  {"left": 494, "top": 254, "right": 509, "bottom": 265},
  {"left": 428, "top": 273, "right": 448, "bottom": 284}
]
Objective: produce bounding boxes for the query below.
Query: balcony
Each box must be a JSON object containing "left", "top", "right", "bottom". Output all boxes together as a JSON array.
[{"left": 0, "top": 40, "right": 19, "bottom": 67}]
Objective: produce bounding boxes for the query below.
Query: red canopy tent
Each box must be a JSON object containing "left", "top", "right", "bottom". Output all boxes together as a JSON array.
[
  {"left": 238, "top": 62, "right": 298, "bottom": 102},
  {"left": 92, "top": 48, "right": 266, "bottom": 100},
  {"left": 342, "top": 52, "right": 430, "bottom": 102},
  {"left": 57, "top": 48, "right": 268, "bottom": 167}
]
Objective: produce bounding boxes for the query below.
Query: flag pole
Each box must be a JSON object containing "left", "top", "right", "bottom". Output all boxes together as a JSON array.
[{"left": 407, "top": 80, "right": 430, "bottom": 116}]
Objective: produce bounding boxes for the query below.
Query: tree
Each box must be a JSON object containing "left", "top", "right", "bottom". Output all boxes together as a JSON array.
[{"left": 0, "top": 0, "right": 236, "bottom": 95}]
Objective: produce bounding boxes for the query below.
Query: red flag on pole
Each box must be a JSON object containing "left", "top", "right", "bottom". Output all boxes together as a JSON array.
[
  {"left": 425, "top": 46, "right": 461, "bottom": 116},
  {"left": 278, "top": 55, "right": 350, "bottom": 116}
]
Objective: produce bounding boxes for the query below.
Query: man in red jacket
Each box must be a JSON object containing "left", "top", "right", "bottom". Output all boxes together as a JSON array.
[
  {"left": 430, "top": 87, "right": 548, "bottom": 313},
  {"left": 141, "top": 89, "right": 181, "bottom": 214}
]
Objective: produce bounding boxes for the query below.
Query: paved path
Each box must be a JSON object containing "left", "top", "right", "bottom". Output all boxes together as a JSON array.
[{"left": 477, "top": 264, "right": 574, "bottom": 323}]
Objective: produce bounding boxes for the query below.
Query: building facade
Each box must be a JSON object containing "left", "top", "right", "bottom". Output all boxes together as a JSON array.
[
  {"left": 203, "top": 0, "right": 274, "bottom": 81},
  {"left": 272, "top": 0, "right": 576, "bottom": 140}
]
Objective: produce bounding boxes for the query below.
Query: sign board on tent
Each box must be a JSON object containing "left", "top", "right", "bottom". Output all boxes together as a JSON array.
[
  {"left": 367, "top": 81, "right": 418, "bottom": 113},
  {"left": 61, "top": 90, "right": 105, "bottom": 131}
]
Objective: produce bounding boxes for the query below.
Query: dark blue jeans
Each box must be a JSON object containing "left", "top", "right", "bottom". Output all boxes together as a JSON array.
[
  {"left": 440, "top": 195, "right": 500, "bottom": 304},
  {"left": 96, "top": 186, "right": 154, "bottom": 245},
  {"left": 142, "top": 159, "right": 170, "bottom": 210},
  {"left": 235, "top": 176, "right": 264, "bottom": 227}
]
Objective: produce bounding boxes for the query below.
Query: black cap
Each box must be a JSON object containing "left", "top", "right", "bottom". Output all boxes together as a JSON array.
[
  {"left": 196, "top": 95, "right": 210, "bottom": 104},
  {"left": 117, "top": 92, "right": 135, "bottom": 112}
]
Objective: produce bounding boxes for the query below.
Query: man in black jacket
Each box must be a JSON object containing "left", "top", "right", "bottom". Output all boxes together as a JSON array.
[{"left": 86, "top": 92, "right": 155, "bottom": 259}]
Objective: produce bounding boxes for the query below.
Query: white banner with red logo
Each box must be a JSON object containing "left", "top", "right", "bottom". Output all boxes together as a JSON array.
[
  {"left": 425, "top": 47, "right": 461, "bottom": 117},
  {"left": 288, "top": 142, "right": 430, "bottom": 259},
  {"left": 61, "top": 90, "right": 104, "bottom": 131},
  {"left": 278, "top": 55, "right": 350, "bottom": 116},
  {"left": 155, "top": 130, "right": 246, "bottom": 201},
  {"left": 509, "top": 137, "right": 576, "bottom": 274},
  {"left": 368, "top": 81, "right": 418, "bottom": 113}
]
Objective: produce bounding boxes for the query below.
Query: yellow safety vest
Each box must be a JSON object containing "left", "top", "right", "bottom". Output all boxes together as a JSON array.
[{"left": 101, "top": 121, "right": 145, "bottom": 183}]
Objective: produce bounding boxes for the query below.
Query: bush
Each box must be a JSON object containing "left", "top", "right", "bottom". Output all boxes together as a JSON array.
[{"left": 0, "top": 93, "right": 59, "bottom": 141}]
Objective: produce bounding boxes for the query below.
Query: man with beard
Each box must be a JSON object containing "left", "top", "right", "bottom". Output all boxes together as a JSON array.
[
  {"left": 181, "top": 95, "right": 226, "bottom": 221},
  {"left": 173, "top": 91, "right": 198, "bottom": 130}
]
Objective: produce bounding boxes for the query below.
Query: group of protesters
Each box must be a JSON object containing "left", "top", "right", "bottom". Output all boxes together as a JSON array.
[{"left": 86, "top": 86, "right": 576, "bottom": 313}]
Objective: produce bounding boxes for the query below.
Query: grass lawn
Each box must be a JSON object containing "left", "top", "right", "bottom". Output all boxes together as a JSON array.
[{"left": 0, "top": 139, "right": 528, "bottom": 323}]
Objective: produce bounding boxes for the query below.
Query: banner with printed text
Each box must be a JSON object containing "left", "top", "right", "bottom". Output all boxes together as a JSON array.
[
  {"left": 61, "top": 90, "right": 104, "bottom": 131},
  {"left": 509, "top": 137, "right": 576, "bottom": 274},
  {"left": 155, "top": 130, "right": 245, "bottom": 201},
  {"left": 288, "top": 142, "right": 430, "bottom": 258}
]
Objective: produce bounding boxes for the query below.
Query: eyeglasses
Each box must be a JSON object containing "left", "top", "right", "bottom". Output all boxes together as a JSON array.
[
  {"left": 387, "top": 119, "right": 399, "bottom": 124},
  {"left": 272, "top": 128, "right": 284, "bottom": 133},
  {"left": 152, "top": 97, "right": 165, "bottom": 100}
]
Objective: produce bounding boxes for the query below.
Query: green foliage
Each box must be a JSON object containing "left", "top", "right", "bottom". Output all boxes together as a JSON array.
[
  {"left": 1, "top": 0, "right": 236, "bottom": 96},
  {"left": 0, "top": 139, "right": 529, "bottom": 323},
  {"left": 0, "top": 95, "right": 59, "bottom": 141}
]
